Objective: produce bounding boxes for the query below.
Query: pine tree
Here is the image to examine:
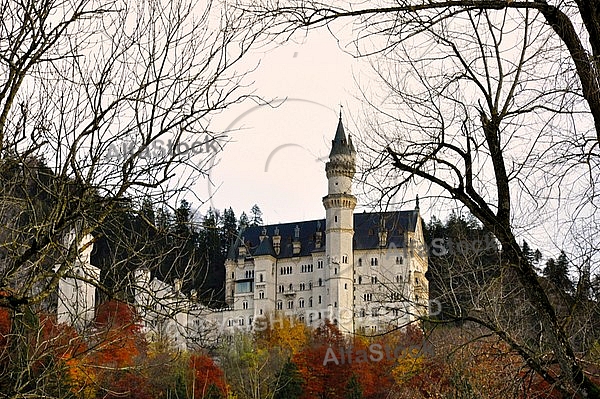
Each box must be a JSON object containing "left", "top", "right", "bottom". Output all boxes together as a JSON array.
[
  {"left": 221, "top": 207, "right": 237, "bottom": 257},
  {"left": 197, "top": 208, "right": 225, "bottom": 306},
  {"left": 238, "top": 212, "right": 249, "bottom": 229},
  {"left": 250, "top": 204, "right": 263, "bottom": 226},
  {"left": 522, "top": 240, "right": 534, "bottom": 265},
  {"left": 345, "top": 373, "right": 363, "bottom": 399},
  {"left": 274, "top": 360, "right": 303, "bottom": 399},
  {"left": 543, "top": 251, "right": 573, "bottom": 294}
]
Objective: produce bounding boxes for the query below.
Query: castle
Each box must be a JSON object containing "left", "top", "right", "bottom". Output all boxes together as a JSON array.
[
  {"left": 58, "top": 115, "right": 429, "bottom": 347},
  {"left": 209, "top": 115, "right": 429, "bottom": 336}
]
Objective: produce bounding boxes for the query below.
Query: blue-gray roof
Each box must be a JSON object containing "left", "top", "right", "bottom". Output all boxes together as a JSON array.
[{"left": 227, "top": 211, "right": 420, "bottom": 260}]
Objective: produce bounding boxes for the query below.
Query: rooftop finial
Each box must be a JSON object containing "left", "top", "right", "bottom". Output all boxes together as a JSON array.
[
  {"left": 339, "top": 104, "right": 343, "bottom": 120},
  {"left": 415, "top": 194, "right": 420, "bottom": 211}
]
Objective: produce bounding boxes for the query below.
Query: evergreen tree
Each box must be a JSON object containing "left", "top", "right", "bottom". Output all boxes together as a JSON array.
[
  {"left": 345, "top": 373, "right": 363, "bottom": 399},
  {"left": 197, "top": 208, "right": 225, "bottom": 306},
  {"left": 424, "top": 213, "right": 501, "bottom": 322},
  {"left": 250, "top": 204, "right": 263, "bottom": 227},
  {"left": 174, "top": 199, "right": 193, "bottom": 237},
  {"left": 522, "top": 240, "right": 534, "bottom": 264},
  {"left": 576, "top": 265, "right": 592, "bottom": 301},
  {"left": 543, "top": 251, "right": 574, "bottom": 294},
  {"left": 274, "top": 360, "right": 303, "bottom": 399},
  {"left": 238, "top": 212, "right": 249, "bottom": 229},
  {"left": 221, "top": 207, "right": 237, "bottom": 257}
]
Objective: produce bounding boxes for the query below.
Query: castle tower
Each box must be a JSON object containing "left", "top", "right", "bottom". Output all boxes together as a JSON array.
[{"left": 323, "top": 114, "right": 357, "bottom": 334}]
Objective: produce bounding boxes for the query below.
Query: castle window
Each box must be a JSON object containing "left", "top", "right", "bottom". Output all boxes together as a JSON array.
[
  {"left": 317, "top": 260, "right": 323, "bottom": 269},
  {"left": 334, "top": 216, "right": 338, "bottom": 223},
  {"left": 289, "top": 283, "right": 293, "bottom": 291},
  {"left": 318, "top": 278, "right": 323, "bottom": 286},
  {"left": 239, "top": 318, "right": 245, "bottom": 326},
  {"left": 358, "top": 276, "right": 362, "bottom": 284},
  {"left": 276, "top": 301, "right": 283, "bottom": 310},
  {"left": 243, "top": 301, "right": 248, "bottom": 310},
  {"left": 318, "top": 295, "right": 322, "bottom": 304},
  {"left": 309, "top": 313, "right": 314, "bottom": 322},
  {"left": 371, "top": 257, "right": 378, "bottom": 266},
  {"left": 259, "top": 309, "right": 263, "bottom": 315},
  {"left": 371, "top": 276, "right": 378, "bottom": 284},
  {"left": 260, "top": 274, "right": 264, "bottom": 282},
  {"left": 287, "top": 300, "right": 294, "bottom": 309},
  {"left": 396, "top": 275, "right": 401, "bottom": 283},
  {"left": 309, "top": 297, "right": 313, "bottom": 307},
  {"left": 299, "top": 298, "right": 305, "bottom": 308},
  {"left": 334, "top": 302, "right": 337, "bottom": 307},
  {"left": 308, "top": 281, "right": 312, "bottom": 289},
  {"left": 415, "top": 277, "right": 419, "bottom": 285},
  {"left": 361, "top": 309, "right": 366, "bottom": 317},
  {"left": 372, "top": 308, "right": 378, "bottom": 317},
  {"left": 342, "top": 255, "right": 348, "bottom": 263},
  {"left": 334, "top": 268, "right": 337, "bottom": 275},
  {"left": 358, "top": 258, "right": 362, "bottom": 267},
  {"left": 318, "top": 312, "right": 322, "bottom": 319},
  {"left": 364, "top": 293, "right": 373, "bottom": 301},
  {"left": 278, "top": 285, "right": 284, "bottom": 293},
  {"left": 259, "top": 291, "right": 265, "bottom": 299},
  {"left": 396, "top": 256, "right": 403, "bottom": 265},
  {"left": 344, "top": 283, "right": 347, "bottom": 290},
  {"left": 231, "top": 272, "right": 234, "bottom": 279}
]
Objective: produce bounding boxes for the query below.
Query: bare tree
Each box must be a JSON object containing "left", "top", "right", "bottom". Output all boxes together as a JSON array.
[
  {"left": 0, "top": 0, "right": 261, "bottom": 396},
  {"left": 236, "top": 1, "right": 600, "bottom": 397}
]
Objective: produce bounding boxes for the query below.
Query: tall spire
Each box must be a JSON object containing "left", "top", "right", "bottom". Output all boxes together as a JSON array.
[{"left": 329, "top": 113, "right": 356, "bottom": 158}]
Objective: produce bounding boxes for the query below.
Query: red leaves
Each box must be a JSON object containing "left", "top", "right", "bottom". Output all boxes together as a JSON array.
[
  {"left": 93, "top": 300, "right": 145, "bottom": 368},
  {"left": 293, "top": 321, "right": 396, "bottom": 399},
  {"left": 190, "top": 353, "right": 228, "bottom": 398},
  {"left": 0, "top": 307, "right": 10, "bottom": 348}
]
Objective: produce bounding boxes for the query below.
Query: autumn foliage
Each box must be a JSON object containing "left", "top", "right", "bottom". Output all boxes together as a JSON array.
[{"left": 190, "top": 353, "right": 228, "bottom": 398}]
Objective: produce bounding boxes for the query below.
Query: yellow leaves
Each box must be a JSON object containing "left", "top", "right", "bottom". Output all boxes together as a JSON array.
[
  {"left": 61, "top": 354, "right": 97, "bottom": 399},
  {"left": 391, "top": 347, "right": 426, "bottom": 385},
  {"left": 259, "top": 312, "right": 309, "bottom": 356}
]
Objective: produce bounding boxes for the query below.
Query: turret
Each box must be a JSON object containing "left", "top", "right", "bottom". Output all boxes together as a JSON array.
[{"left": 323, "top": 114, "right": 357, "bottom": 334}]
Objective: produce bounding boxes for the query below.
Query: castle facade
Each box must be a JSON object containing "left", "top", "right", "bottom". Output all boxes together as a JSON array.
[{"left": 216, "top": 116, "right": 429, "bottom": 335}]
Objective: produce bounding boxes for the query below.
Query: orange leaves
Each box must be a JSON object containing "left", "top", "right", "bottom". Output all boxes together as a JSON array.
[
  {"left": 190, "top": 353, "right": 228, "bottom": 398},
  {"left": 93, "top": 300, "right": 145, "bottom": 368},
  {"left": 257, "top": 312, "right": 310, "bottom": 356},
  {"left": 292, "top": 321, "right": 397, "bottom": 399}
]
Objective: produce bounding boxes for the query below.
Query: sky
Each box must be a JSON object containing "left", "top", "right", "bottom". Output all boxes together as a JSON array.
[{"left": 194, "top": 30, "right": 369, "bottom": 224}]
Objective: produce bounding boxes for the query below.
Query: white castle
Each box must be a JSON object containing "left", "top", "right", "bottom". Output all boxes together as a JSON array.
[
  {"left": 58, "top": 116, "right": 429, "bottom": 348},
  {"left": 182, "top": 115, "right": 430, "bottom": 339}
]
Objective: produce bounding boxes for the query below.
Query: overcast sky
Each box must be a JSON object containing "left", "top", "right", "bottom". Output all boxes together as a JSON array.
[{"left": 194, "top": 30, "right": 370, "bottom": 224}]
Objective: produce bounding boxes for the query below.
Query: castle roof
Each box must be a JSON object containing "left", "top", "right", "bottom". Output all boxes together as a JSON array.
[
  {"left": 329, "top": 116, "right": 355, "bottom": 157},
  {"left": 227, "top": 210, "right": 420, "bottom": 260}
]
